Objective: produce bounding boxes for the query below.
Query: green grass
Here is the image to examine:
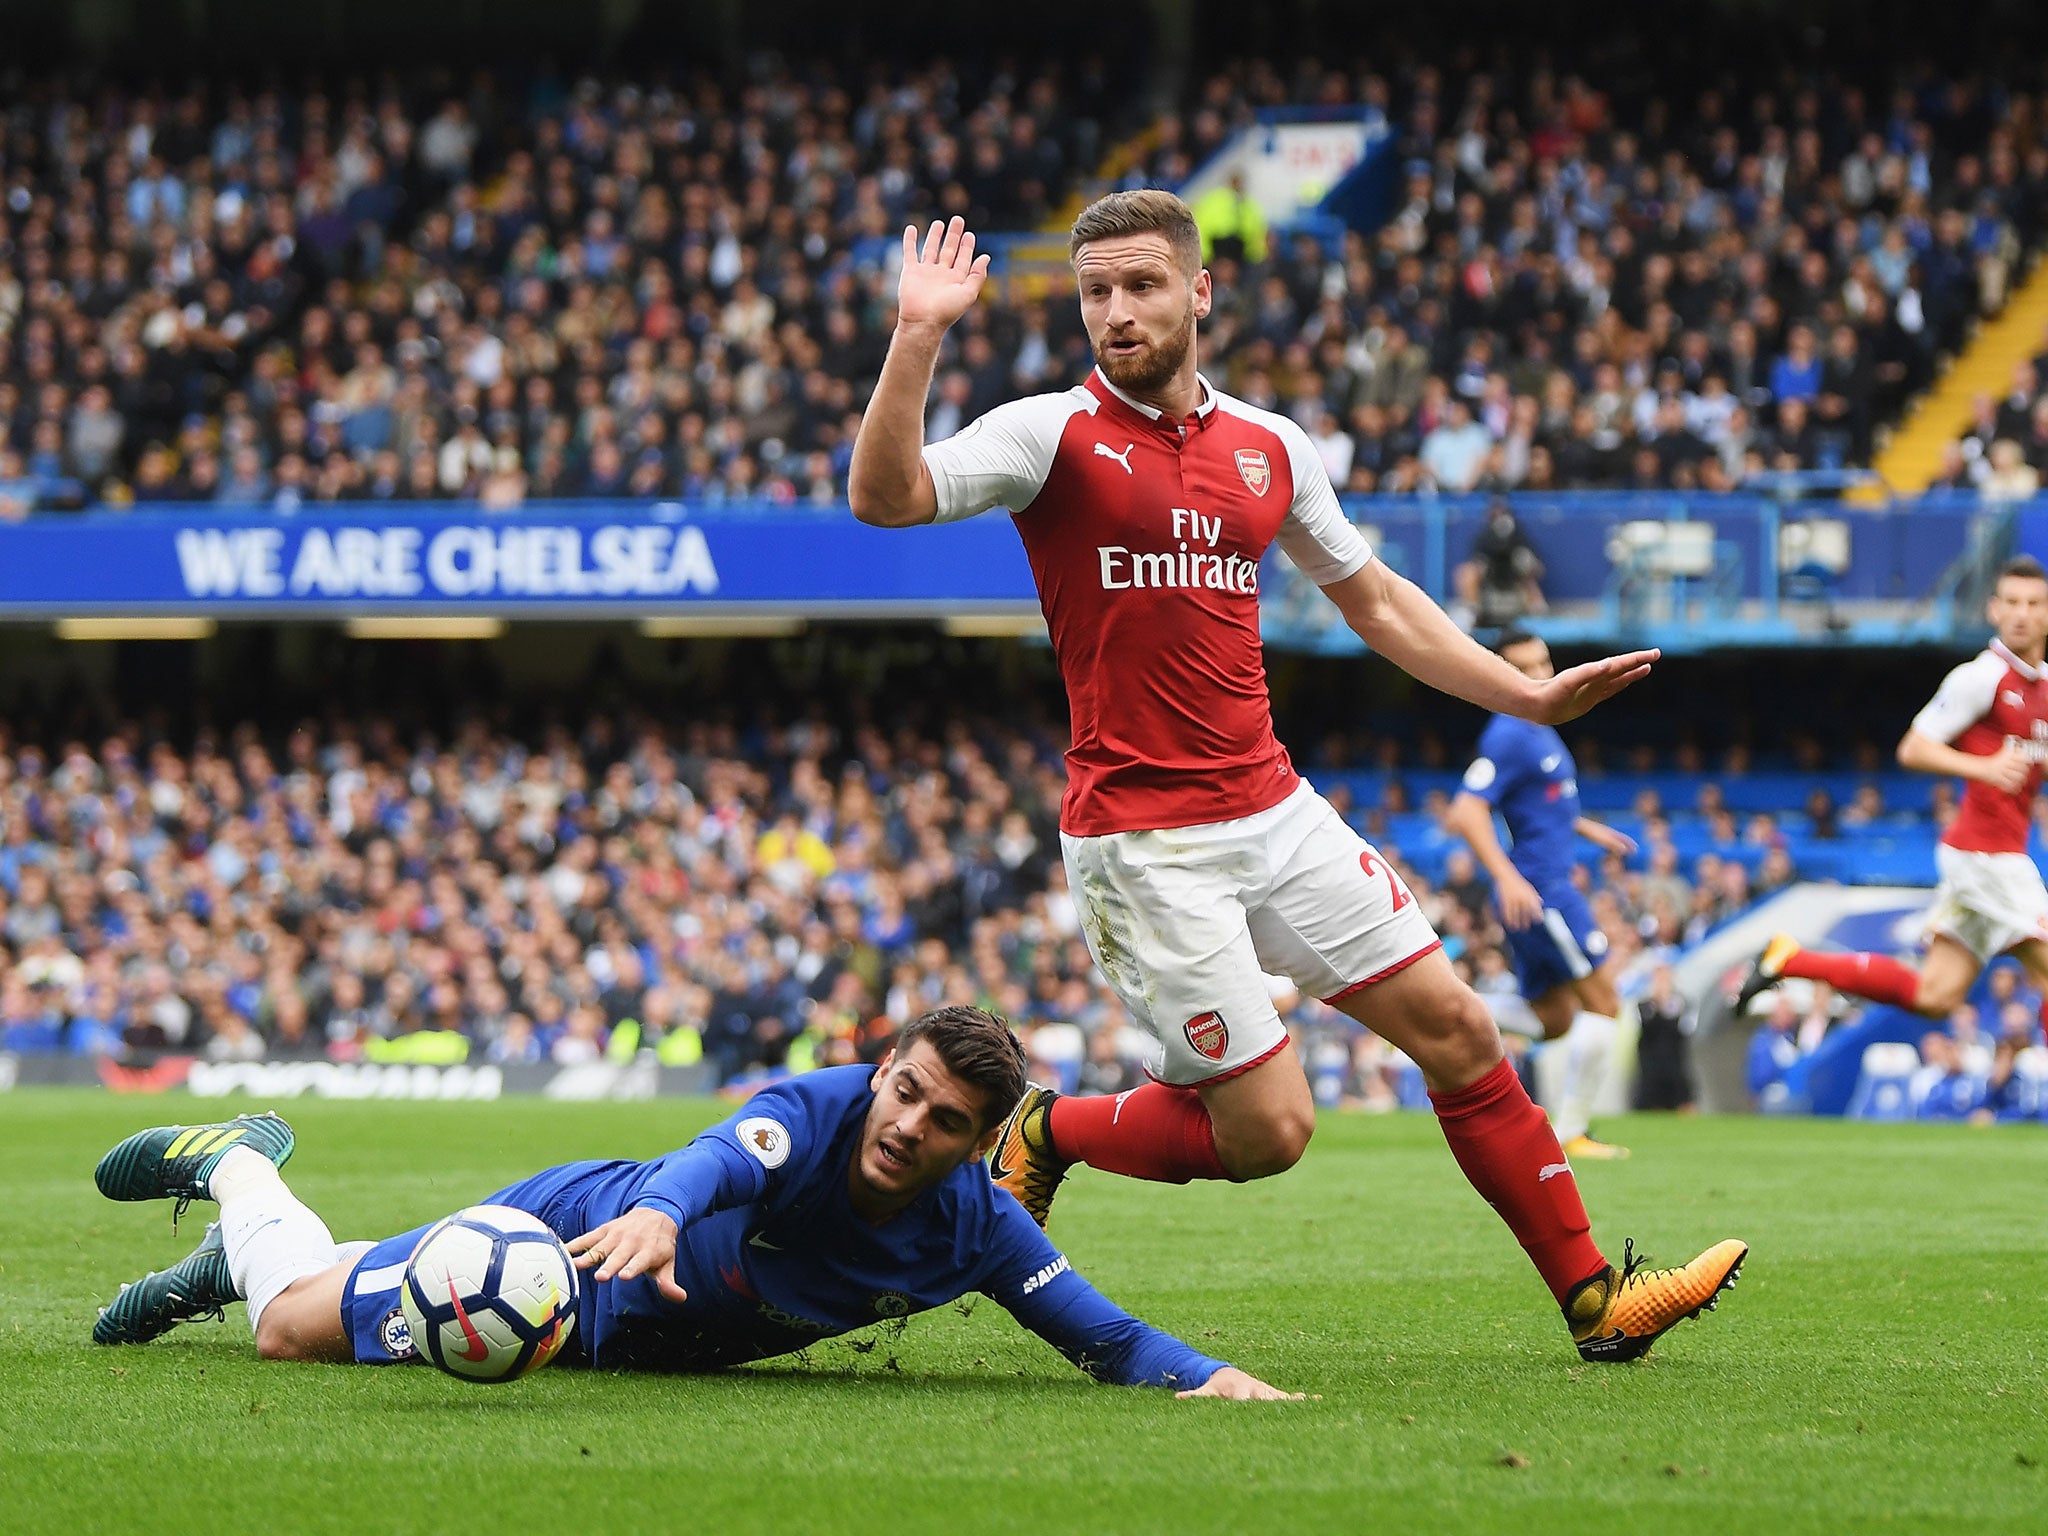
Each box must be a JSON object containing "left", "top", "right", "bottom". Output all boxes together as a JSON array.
[{"left": 3, "top": 1094, "right": 2043, "bottom": 1533}]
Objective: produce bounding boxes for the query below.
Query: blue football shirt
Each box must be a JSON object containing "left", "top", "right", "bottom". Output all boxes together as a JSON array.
[
  {"left": 517, "top": 1065, "right": 1227, "bottom": 1387},
  {"left": 1462, "top": 714, "right": 1582, "bottom": 896}
]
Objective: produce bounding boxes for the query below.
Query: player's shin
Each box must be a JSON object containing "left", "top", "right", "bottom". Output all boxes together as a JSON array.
[
  {"left": 1429, "top": 1059, "right": 1607, "bottom": 1305},
  {"left": 1046, "top": 1084, "right": 1229, "bottom": 1183},
  {"left": 1780, "top": 947, "right": 1921, "bottom": 1009},
  {"left": 212, "top": 1145, "right": 339, "bottom": 1334}
]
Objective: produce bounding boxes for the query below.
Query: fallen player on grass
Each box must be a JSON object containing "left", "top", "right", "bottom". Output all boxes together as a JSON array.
[{"left": 91, "top": 1005, "right": 1296, "bottom": 1399}]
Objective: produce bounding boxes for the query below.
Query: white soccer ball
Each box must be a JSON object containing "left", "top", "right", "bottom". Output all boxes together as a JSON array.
[{"left": 399, "top": 1203, "right": 579, "bottom": 1383}]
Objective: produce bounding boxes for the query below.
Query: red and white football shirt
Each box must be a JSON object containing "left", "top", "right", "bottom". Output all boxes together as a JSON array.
[
  {"left": 1910, "top": 638, "right": 2048, "bottom": 854},
  {"left": 923, "top": 369, "right": 1372, "bottom": 836}
]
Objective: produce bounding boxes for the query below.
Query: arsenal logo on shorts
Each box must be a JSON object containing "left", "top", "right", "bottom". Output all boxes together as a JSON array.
[
  {"left": 1184, "top": 1010, "right": 1230, "bottom": 1062},
  {"left": 1234, "top": 448, "right": 1271, "bottom": 497}
]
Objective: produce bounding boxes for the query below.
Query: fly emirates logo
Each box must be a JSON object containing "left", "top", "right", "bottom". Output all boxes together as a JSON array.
[
  {"left": 2003, "top": 718, "right": 2048, "bottom": 764},
  {"left": 1097, "top": 508, "right": 1260, "bottom": 593}
]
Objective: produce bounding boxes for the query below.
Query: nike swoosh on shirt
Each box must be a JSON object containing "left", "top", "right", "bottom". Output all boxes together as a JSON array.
[
  {"left": 747, "top": 1232, "right": 782, "bottom": 1251},
  {"left": 1541, "top": 754, "right": 1562, "bottom": 772}
]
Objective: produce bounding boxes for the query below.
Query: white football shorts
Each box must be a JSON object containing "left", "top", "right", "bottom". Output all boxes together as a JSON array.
[
  {"left": 1926, "top": 845, "right": 2048, "bottom": 963},
  {"left": 1061, "top": 780, "right": 1442, "bottom": 1086}
]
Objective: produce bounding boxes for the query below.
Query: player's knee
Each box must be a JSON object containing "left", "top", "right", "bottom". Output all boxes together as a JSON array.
[
  {"left": 1913, "top": 980, "right": 1964, "bottom": 1018},
  {"left": 1415, "top": 990, "right": 1506, "bottom": 1088},
  {"left": 254, "top": 1308, "right": 325, "bottom": 1362},
  {"left": 253, "top": 1311, "right": 298, "bottom": 1361},
  {"left": 1221, "top": 1102, "right": 1314, "bottom": 1181}
]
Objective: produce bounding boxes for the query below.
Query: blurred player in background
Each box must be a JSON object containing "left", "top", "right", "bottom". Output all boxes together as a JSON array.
[
  {"left": 1738, "top": 556, "right": 2048, "bottom": 1021},
  {"left": 849, "top": 194, "right": 1744, "bottom": 1363},
  {"left": 90, "top": 1008, "right": 1296, "bottom": 1399},
  {"left": 1445, "top": 628, "right": 1637, "bottom": 1159}
]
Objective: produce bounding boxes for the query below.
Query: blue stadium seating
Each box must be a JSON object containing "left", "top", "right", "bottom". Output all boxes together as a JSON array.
[{"left": 1845, "top": 1043, "right": 1922, "bottom": 1122}]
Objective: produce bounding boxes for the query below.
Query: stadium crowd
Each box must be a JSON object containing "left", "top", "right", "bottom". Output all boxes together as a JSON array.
[
  {"left": 1126, "top": 62, "right": 2037, "bottom": 494},
  {"left": 1946, "top": 328, "right": 2048, "bottom": 497},
  {"left": 0, "top": 59, "right": 2044, "bottom": 514},
  {"left": 1744, "top": 966, "right": 2048, "bottom": 1122},
  {"left": 1, "top": 696, "right": 2010, "bottom": 1112}
]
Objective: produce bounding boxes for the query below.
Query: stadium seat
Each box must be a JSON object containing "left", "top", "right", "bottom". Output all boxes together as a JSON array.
[
  {"left": 1845, "top": 1042, "right": 1923, "bottom": 1121},
  {"left": 1779, "top": 518, "right": 1853, "bottom": 604},
  {"left": 1998, "top": 1047, "right": 2048, "bottom": 1121}
]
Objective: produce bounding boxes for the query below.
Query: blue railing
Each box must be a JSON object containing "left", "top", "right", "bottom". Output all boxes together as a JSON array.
[
  {"left": 1262, "top": 490, "right": 2005, "bottom": 654},
  {"left": 0, "top": 490, "right": 2025, "bottom": 645}
]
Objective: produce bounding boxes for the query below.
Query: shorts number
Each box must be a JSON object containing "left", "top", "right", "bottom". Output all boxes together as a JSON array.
[{"left": 1359, "top": 851, "right": 1411, "bottom": 913}]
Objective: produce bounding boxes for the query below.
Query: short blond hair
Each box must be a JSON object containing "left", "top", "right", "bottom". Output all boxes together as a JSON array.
[{"left": 1068, "top": 189, "right": 1203, "bottom": 277}]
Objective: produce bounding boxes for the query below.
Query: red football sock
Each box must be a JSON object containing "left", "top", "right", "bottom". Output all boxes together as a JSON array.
[
  {"left": 1429, "top": 1059, "right": 1607, "bottom": 1305},
  {"left": 1780, "top": 948, "right": 1921, "bottom": 1010},
  {"left": 1048, "top": 1084, "right": 1229, "bottom": 1184}
]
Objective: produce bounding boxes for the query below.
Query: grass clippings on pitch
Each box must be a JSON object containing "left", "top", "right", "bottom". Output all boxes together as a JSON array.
[{"left": 2, "top": 1093, "right": 2042, "bottom": 1534}]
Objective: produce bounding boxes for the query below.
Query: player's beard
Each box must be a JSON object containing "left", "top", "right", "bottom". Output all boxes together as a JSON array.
[{"left": 1094, "top": 300, "right": 1197, "bottom": 395}]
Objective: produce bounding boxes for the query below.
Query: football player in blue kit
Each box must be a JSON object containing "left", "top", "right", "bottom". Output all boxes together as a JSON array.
[
  {"left": 90, "top": 1006, "right": 1295, "bottom": 1399},
  {"left": 1445, "top": 630, "right": 1637, "bottom": 1159}
]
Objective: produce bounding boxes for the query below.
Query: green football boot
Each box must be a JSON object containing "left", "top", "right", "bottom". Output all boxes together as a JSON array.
[
  {"left": 93, "top": 1223, "right": 239, "bottom": 1346},
  {"left": 94, "top": 1111, "right": 296, "bottom": 1225}
]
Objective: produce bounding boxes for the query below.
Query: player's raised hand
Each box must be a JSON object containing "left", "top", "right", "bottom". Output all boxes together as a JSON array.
[
  {"left": 896, "top": 217, "right": 991, "bottom": 332},
  {"left": 1525, "top": 648, "right": 1658, "bottom": 725},
  {"left": 1176, "top": 1367, "right": 1310, "bottom": 1402},
  {"left": 568, "top": 1206, "right": 688, "bottom": 1303}
]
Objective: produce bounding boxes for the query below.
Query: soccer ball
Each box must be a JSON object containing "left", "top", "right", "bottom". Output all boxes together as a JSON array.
[{"left": 400, "top": 1204, "right": 579, "bottom": 1383}]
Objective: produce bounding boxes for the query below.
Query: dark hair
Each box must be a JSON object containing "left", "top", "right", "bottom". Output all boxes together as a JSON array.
[
  {"left": 1069, "top": 189, "right": 1203, "bottom": 278},
  {"left": 1997, "top": 555, "right": 2048, "bottom": 586},
  {"left": 897, "top": 1005, "right": 1028, "bottom": 1128},
  {"left": 1494, "top": 625, "right": 1543, "bottom": 655}
]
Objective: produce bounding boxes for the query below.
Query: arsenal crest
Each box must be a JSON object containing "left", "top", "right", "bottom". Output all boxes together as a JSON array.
[
  {"left": 1234, "top": 448, "right": 1271, "bottom": 496},
  {"left": 1184, "top": 1010, "right": 1230, "bottom": 1062}
]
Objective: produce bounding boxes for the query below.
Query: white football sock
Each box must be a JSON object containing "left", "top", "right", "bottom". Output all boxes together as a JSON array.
[
  {"left": 210, "top": 1145, "right": 338, "bottom": 1333},
  {"left": 1554, "top": 1011, "right": 1619, "bottom": 1144},
  {"left": 1480, "top": 991, "right": 1545, "bottom": 1040}
]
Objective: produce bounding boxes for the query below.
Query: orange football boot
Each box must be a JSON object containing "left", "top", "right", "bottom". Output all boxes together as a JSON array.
[
  {"left": 988, "top": 1084, "right": 1070, "bottom": 1228},
  {"left": 1567, "top": 1237, "right": 1748, "bottom": 1362}
]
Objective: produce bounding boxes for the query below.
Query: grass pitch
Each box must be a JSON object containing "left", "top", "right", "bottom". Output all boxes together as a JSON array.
[{"left": 3, "top": 1093, "right": 2042, "bottom": 1534}]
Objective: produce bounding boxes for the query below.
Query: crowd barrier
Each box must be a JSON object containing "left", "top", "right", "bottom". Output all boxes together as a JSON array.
[
  {"left": 0, "top": 491, "right": 2028, "bottom": 650},
  {"left": 0, "top": 1051, "right": 717, "bottom": 1101}
]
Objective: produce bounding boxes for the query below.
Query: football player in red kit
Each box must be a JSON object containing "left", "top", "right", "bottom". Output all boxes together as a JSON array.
[
  {"left": 849, "top": 191, "right": 1744, "bottom": 1362},
  {"left": 1738, "top": 556, "right": 2048, "bottom": 1022}
]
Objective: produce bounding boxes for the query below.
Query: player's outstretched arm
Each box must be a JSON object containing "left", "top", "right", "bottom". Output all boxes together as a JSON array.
[
  {"left": 567, "top": 1206, "right": 690, "bottom": 1303},
  {"left": 985, "top": 1201, "right": 1301, "bottom": 1397},
  {"left": 848, "top": 217, "right": 991, "bottom": 528},
  {"left": 1322, "top": 562, "right": 1655, "bottom": 723}
]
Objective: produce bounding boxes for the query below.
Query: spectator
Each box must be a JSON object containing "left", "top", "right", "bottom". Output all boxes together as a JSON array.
[
  {"left": 1981, "top": 438, "right": 2041, "bottom": 502},
  {"left": 1453, "top": 500, "right": 1546, "bottom": 630},
  {"left": 1420, "top": 399, "right": 1491, "bottom": 492},
  {"left": 1633, "top": 962, "right": 1696, "bottom": 1112},
  {"left": 1911, "top": 1031, "right": 1984, "bottom": 1121},
  {"left": 1746, "top": 994, "right": 1804, "bottom": 1110}
]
